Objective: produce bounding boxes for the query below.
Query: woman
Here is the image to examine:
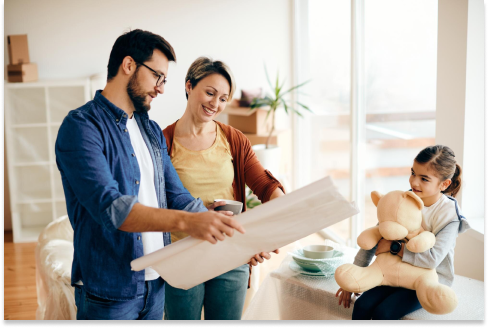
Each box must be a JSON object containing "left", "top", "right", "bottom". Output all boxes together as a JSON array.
[{"left": 163, "top": 57, "right": 285, "bottom": 320}]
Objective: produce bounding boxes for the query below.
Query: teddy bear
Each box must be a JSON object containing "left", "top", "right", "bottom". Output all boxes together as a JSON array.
[{"left": 334, "top": 190, "right": 458, "bottom": 315}]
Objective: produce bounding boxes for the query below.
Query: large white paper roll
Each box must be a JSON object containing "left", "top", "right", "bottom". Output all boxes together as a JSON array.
[{"left": 131, "top": 176, "right": 358, "bottom": 290}]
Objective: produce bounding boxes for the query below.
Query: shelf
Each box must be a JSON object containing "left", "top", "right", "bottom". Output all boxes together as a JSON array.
[
  {"left": 5, "top": 78, "right": 90, "bottom": 89},
  {"left": 224, "top": 106, "right": 270, "bottom": 116},
  {"left": 49, "top": 86, "right": 87, "bottom": 122},
  {"left": 13, "top": 161, "right": 53, "bottom": 167},
  {"left": 15, "top": 198, "right": 65, "bottom": 205},
  {"left": 13, "top": 162, "right": 51, "bottom": 202},
  {"left": 12, "top": 123, "right": 49, "bottom": 128},
  {"left": 6, "top": 78, "right": 90, "bottom": 243},
  {"left": 12, "top": 122, "right": 62, "bottom": 129},
  {"left": 7, "top": 88, "right": 47, "bottom": 124},
  {"left": 14, "top": 225, "right": 46, "bottom": 243},
  {"left": 10, "top": 126, "right": 50, "bottom": 163}
]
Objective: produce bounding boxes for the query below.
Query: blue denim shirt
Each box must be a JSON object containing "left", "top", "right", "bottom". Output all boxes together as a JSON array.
[{"left": 55, "top": 90, "right": 206, "bottom": 300}]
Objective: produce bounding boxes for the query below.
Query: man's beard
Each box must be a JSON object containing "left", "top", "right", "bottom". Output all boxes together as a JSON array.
[{"left": 127, "top": 68, "right": 150, "bottom": 113}]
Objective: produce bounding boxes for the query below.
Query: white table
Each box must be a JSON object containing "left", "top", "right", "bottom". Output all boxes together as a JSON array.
[{"left": 243, "top": 254, "right": 484, "bottom": 320}]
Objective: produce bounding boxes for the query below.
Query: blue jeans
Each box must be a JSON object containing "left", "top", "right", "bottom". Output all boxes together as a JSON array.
[
  {"left": 164, "top": 264, "right": 250, "bottom": 320},
  {"left": 352, "top": 286, "right": 422, "bottom": 320},
  {"left": 75, "top": 277, "right": 165, "bottom": 320}
]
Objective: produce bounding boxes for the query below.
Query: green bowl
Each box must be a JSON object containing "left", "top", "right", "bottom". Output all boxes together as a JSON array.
[
  {"left": 291, "top": 258, "right": 323, "bottom": 272},
  {"left": 291, "top": 248, "right": 346, "bottom": 273}
]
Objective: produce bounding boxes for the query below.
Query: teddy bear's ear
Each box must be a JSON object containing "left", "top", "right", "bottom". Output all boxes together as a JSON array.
[
  {"left": 403, "top": 191, "right": 424, "bottom": 210},
  {"left": 371, "top": 191, "right": 383, "bottom": 207}
]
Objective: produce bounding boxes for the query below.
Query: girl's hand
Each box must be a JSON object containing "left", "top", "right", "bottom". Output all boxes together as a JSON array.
[
  {"left": 207, "top": 201, "right": 233, "bottom": 217},
  {"left": 335, "top": 288, "right": 360, "bottom": 308},
  {"left": 375, "top": 238, "right": 391, "bottom": 256},
  {"left": 249, "top": 249, "right": 280, "bottom": 266},
  {"left": 375, "top": 239, "right": 405, "bottom": 257}
]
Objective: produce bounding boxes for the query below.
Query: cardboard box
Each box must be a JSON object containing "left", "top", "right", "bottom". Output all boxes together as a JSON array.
[
  {"left": 244, "top": 133, "right": 278, "bottom": 146},
  {"left": 7, "top": 63, "right": 38, "bottom": 83},
  {"left": 226, "top": 103, "right": 272, "bottom": 135},
  {"left": 7, "top": 34, "right": 30, "bottom": 65}
]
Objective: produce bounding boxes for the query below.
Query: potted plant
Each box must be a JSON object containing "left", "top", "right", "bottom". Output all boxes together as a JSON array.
[
  {"left": 245, "top": 186, "right": 262, "bottom": 210},
  {"left": 249, "top": 66, "right": 311, "bottom": 178}
]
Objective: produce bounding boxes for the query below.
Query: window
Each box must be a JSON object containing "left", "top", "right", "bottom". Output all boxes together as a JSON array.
[{"left": 295, "top": 0, "right": 438, "bottom": 245}]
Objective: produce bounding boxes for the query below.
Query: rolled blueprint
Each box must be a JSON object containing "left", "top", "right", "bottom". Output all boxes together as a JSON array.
[{"left": 131, "top": 176, "right": 358, "bottom": 290}]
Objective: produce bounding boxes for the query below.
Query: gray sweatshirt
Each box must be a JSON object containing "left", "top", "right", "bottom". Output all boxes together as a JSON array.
[{"left": 353, "top": 195, "right": 470, "bottom": 287}]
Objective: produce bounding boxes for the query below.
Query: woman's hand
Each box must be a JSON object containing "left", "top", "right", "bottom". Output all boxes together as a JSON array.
[
  {"left": 249, "top": 249, "right": 280, "bottom": 266},
  {"left": 335, "top": 288, "right": 360, "bottom": 308},
  {"left": 207, "top": 201, "right": 233, "bottom": 216},
  {"left": 375, "top": 239, "right": 404, "bottom": 257}
]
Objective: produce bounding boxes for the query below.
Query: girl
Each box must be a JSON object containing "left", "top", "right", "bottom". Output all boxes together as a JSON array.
[{"left": 336, "top": 145, "right": 470, "bottom": 320}]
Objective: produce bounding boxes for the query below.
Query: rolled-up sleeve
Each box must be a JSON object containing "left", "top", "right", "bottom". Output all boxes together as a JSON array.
[
  {"left": 55, "top": 112, "right": 137, "bottom": 231},
  {"left": 353, "top": 246, "right": 377, "bottom": 267}
]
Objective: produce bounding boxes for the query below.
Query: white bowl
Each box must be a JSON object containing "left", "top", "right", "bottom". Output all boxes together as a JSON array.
[
  {"left": 303, "top": 245, "right": 334, "bottom": 259},
  {"left": 213, "top": 199, "right": 243, "bottom": 215}
]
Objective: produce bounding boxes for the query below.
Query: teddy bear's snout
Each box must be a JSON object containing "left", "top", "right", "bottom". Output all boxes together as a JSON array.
[{"left": 379, "top": 221, "right": 409, "bottom": 241}]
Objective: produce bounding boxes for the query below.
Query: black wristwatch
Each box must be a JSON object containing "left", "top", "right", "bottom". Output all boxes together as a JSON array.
[{"left": 390, "top": 240, "right": 404, "bottom": 255}]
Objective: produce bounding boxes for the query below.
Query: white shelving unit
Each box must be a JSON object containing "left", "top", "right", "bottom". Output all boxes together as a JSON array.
[{"left": 5, "top": 78, "right": 91, "bottom": 243}]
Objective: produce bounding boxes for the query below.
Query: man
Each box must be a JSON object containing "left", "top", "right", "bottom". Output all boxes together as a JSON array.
[{"left": 55, "top": 29, "right": 245, "bottom": 320}]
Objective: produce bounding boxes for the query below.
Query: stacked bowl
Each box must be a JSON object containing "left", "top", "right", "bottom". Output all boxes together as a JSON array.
[{"left": 291, "top": 244, "right": 346, "bottom": 277}]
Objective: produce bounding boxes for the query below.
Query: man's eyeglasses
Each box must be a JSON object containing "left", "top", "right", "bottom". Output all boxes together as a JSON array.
[{"left": 137, "top": 62, "right": 167, "bottom": 87}]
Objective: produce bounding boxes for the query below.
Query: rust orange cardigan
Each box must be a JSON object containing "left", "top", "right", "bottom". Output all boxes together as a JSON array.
[{"left": 162, "top": 121, "right": 285, "bottom": 211}]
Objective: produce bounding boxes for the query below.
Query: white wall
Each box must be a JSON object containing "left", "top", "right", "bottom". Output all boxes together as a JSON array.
[
  {"left": 462, "top": 0, "right": 485, "bottom": 220},
  {"left": 435, "top": 0, "right": 468, "bottom": 174},
  {"left": 4, "top": 0, "right": 293, "bottom": 128},
  {"left": 436, "top": 0, "right": 485, "bottom": 280},
  {"left": 435, "top": 0, "right": 485, "bottom": 218}
]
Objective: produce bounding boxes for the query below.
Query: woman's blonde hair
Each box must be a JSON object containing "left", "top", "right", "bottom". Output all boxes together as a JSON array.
[{"left": 185, "top": 57, "right": 235, "bottom": 101}]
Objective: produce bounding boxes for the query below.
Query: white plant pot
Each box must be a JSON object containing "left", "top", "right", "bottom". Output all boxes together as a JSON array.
[{"left": 252, "top": 144, "right": 281, "bottom": 177}]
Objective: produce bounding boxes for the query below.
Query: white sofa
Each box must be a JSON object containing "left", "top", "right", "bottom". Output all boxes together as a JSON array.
[{"left": 35, "top": 215, "right": 76, "bottom": 320}]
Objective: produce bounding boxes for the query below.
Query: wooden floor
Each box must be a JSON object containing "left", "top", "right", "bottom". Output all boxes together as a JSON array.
[
  {"left": 2, "top": 230, "right": 325, "bottom": 320},
  {"left": 4, "top": 231, "right": 38, "bottom": 320}
]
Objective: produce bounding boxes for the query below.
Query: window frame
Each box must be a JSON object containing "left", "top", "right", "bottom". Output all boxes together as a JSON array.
[{"left": 293, "top": 0, "right": 366, "bottom": 247}]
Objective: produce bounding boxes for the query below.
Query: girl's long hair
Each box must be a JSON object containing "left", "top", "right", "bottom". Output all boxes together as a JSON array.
[{"left": 415, "top": 145, "right": 462, "bottom": 198}]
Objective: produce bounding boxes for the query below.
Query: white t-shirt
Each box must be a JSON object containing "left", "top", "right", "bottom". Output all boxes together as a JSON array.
[
  {"left": 422, "top": 194, "right": 458, "bottom": 235},
  {"left": 126, "top": 116, "right": 164, "bottom": 281}
]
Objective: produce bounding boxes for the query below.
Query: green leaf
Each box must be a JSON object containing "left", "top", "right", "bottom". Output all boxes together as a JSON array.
[
  {"left": 292, "top": 108, "right": 304, "bottom": 117},
  {"left": 283, "top": 101, "right": 289, "bottom": 114},
  {"left": 250, "top": 98, "right": 267, "bottom": 109},
  {"left": 265, "top": 107, "right": 273, "bottom": 122},
  {"left": 278, "top": 78, "right": 286, "bottom": 94},
  {"left": 275, "top": 70, "right": 281, "bottom": 97},
  {"left": 297, "top": 101, "right": 313, "bottom": 113},
  {"left": 281, "top": 79, "right": 312, "bottom": 97},
  {"left": 250, "top": 96, "right": 275, "bottom": 109},
  {"left": 246, "top": 199, "right": 262, "bottom": 209}
]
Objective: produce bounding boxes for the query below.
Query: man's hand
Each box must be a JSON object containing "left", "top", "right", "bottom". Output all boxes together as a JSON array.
[
  {"left": 181, "top": 211, "right": 245, "bottom": 244},
  {"left": 375, "top": 239, "right": 404, "bottom": 257},
  {"left": 250, "top": 249, "right": 280, "bottom": 266},
  {"left": 335, "top": 288, "right": 361, "bottom": 308}
]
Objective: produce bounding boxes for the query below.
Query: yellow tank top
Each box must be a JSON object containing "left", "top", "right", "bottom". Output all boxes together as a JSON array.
[{"left": 170, "top": 124, "right": 235, "bottom": 242}]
